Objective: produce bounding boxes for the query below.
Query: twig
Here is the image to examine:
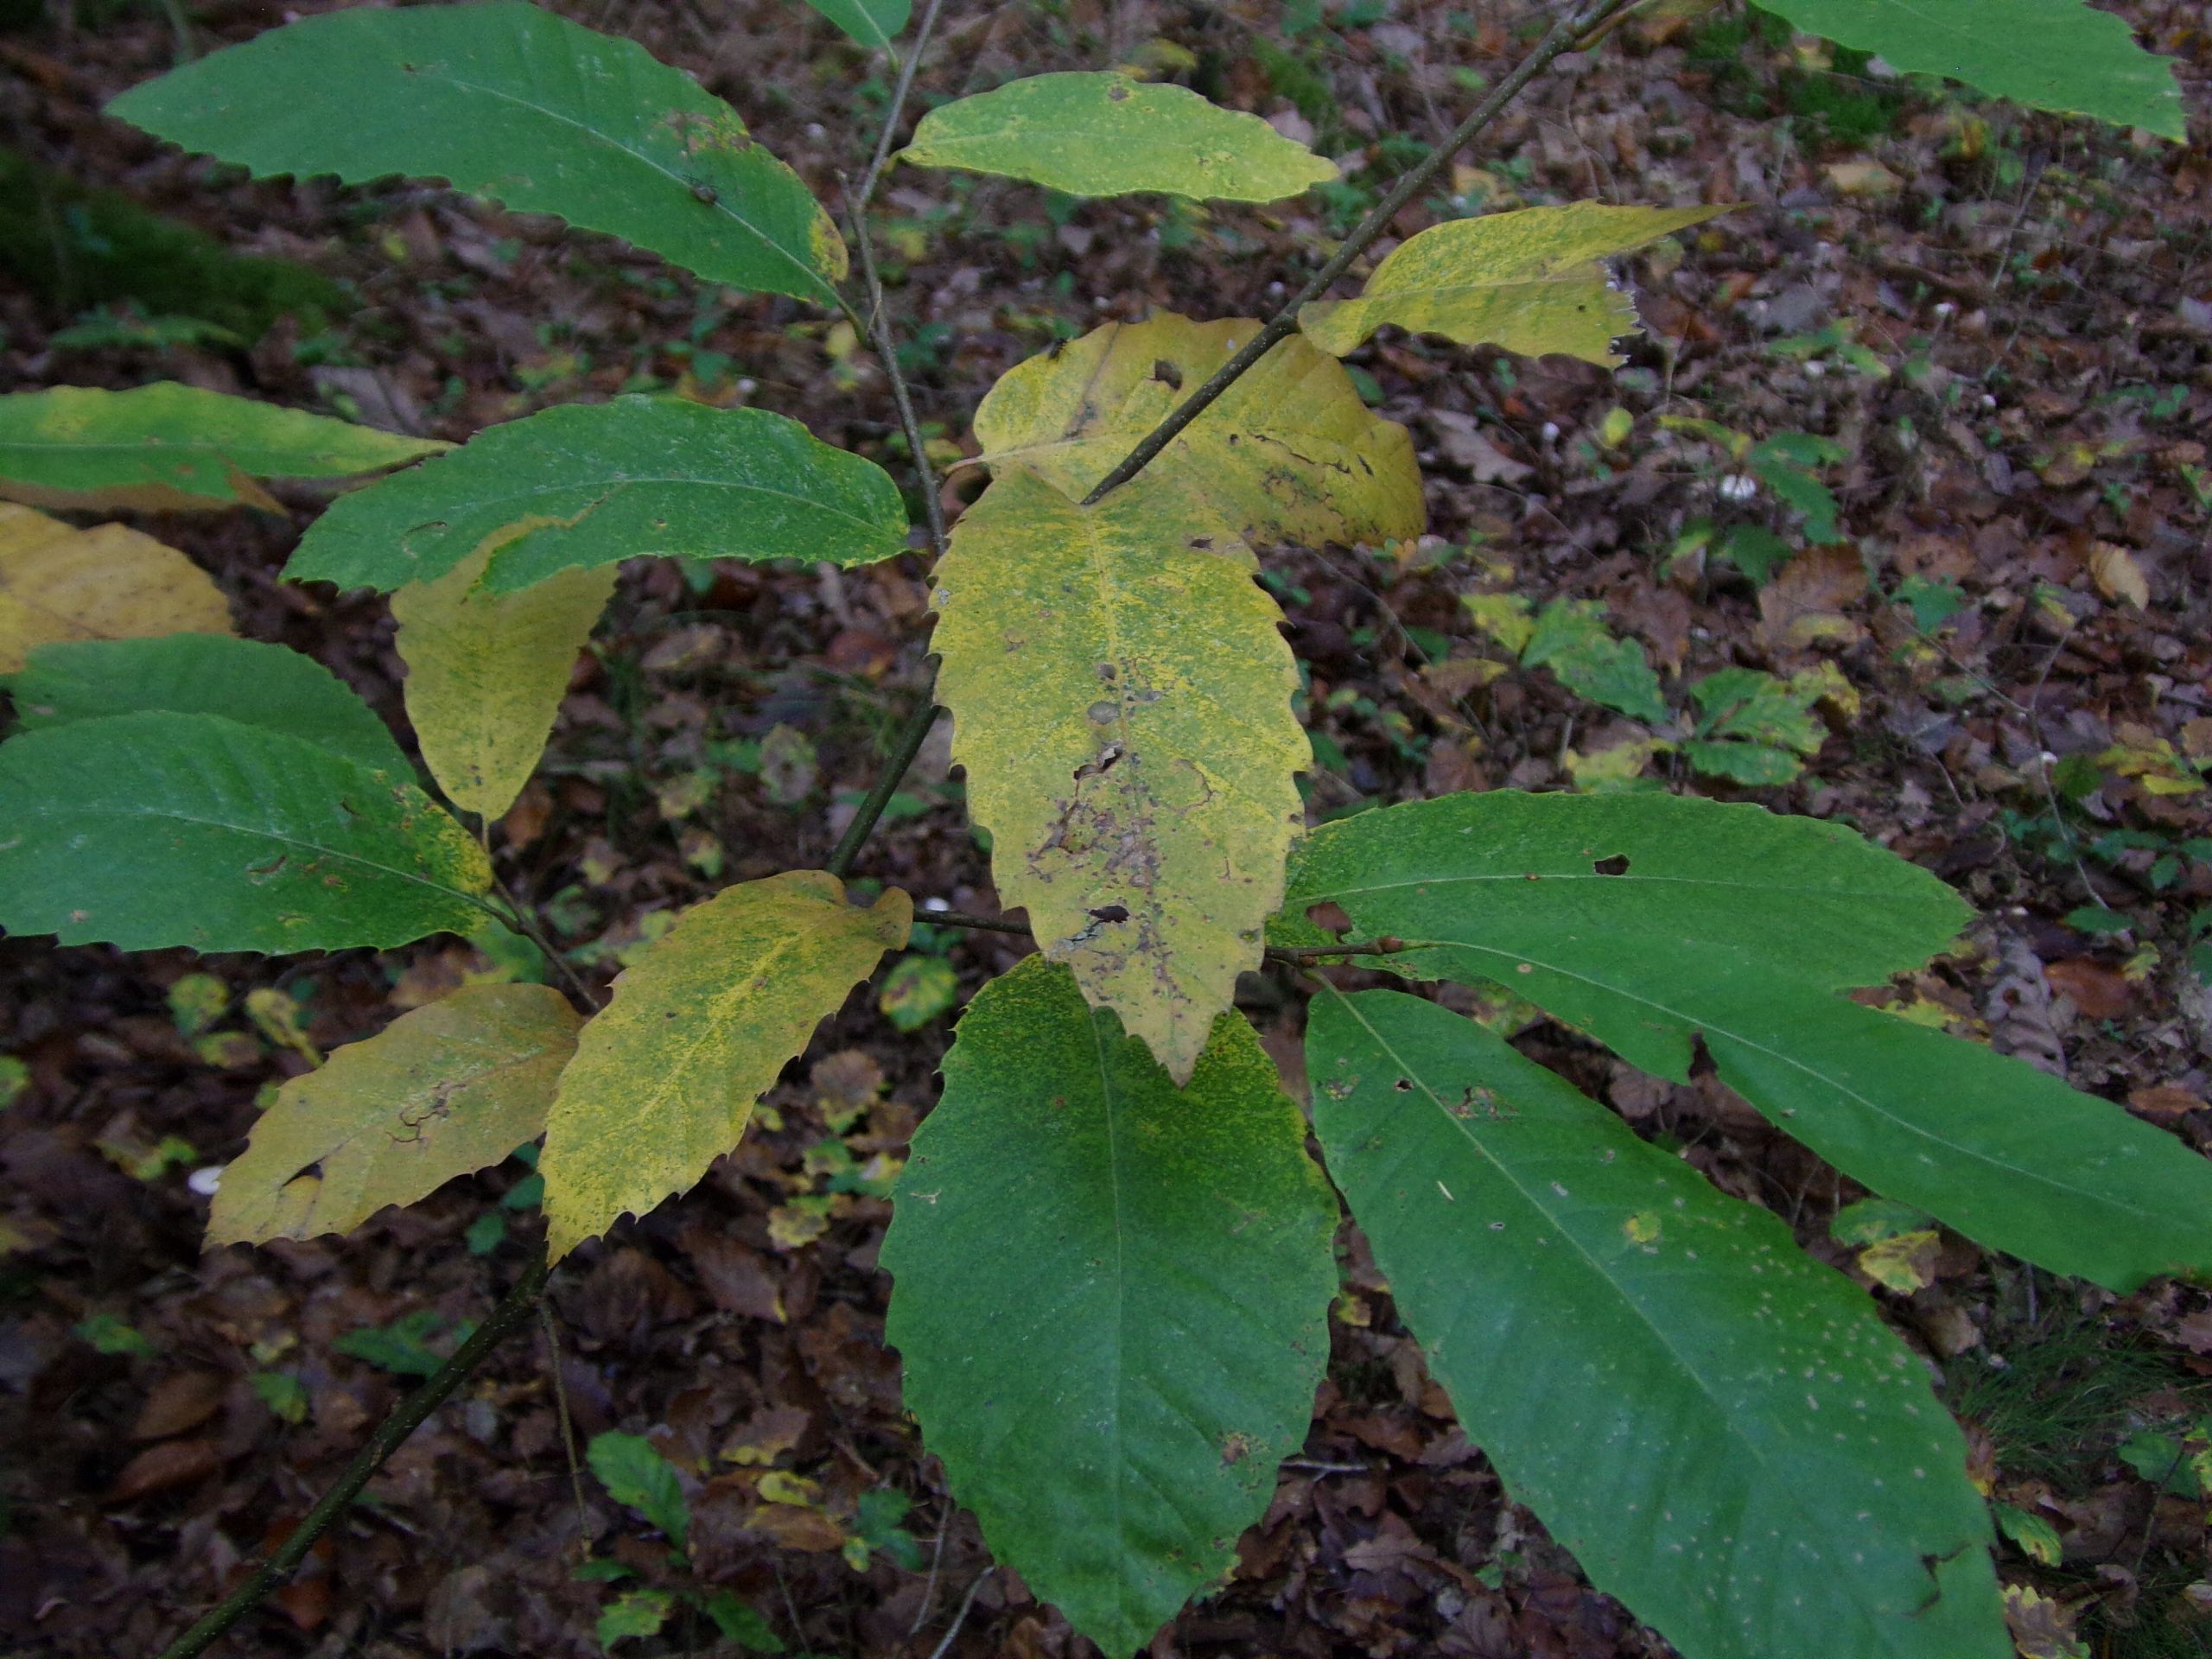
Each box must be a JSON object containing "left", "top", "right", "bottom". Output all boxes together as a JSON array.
[
  {"left": 924, "top": 1567, "right": 992, "bottom": 1659},
  {"left": 153, "top": 1249, "right": 553, "bottom": 1659},
  {"left": 917, "top": 905, "right": 1407, "bottom": 964},
  {"left": 824, "top": 2, "right": 956, "bottom": 882},
  {"left": 1077, "top": 0, "right": 1634, "bottom": 508},
  {"left": 856, "top": 0, "right": 949, "bottom": 215},
  {"left": 538, "top": 1300, "right": 590, "bottom": 1561},
  {"left": 827, "top": 693, "right": 944, "bottom": 880},
  {"left": 845, "top": 187, "right": 949, "bottom": 558},
  {"left": 906, "top": 1518, "right": 951, "bottom": 1641}
]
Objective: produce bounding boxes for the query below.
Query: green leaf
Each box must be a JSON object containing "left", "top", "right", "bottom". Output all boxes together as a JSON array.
[
  {"left": 1754, "top": 0, "right": 2183, "bottom": 138},
  {"left": 1307, "top": 988, "right": 2007, "bottom": 1659},
  {"left": 109, "top": 2, "right": 848, "bottom": 303},
  {"left": 288, "top": 397, "right": 908, "bottom": 592},
  {"left": 8, "top": 635, "right": 410, "bottom": 773},
  {"left": 881, "top": 957, "right": 1338, "bottom": 1656},
  {"left": 1522, "top": 600, "right": 1668, "bottom": 722},
  {"left": 334, "top": 1308, "right": 473, "bottom": 1376},
  {"left": 931, "top": 470, "right": 1306, "bottom": 1082},
  {"left": 595, "top": 1588, "right": 675, "bottom": 1650},
  {"left": 540, "top": 872, "right": 910, "bottom": 1258},
  {"left": 901, "top": 72, "right": 1337, "bottom": 202},
  {"left": 393, "top": 543, "right": 617, "bottom": 819},
  {"left": 689, "top": 1589, "right": 785, "bottom": 1651},
  {"left": 974, "top": 313, "right": 1423, "bottom": 551},
  {"left": 1284, "top": 791, "right": 2212, "bottom": 1291},
  {"left": 0, "top": 504, "right": 233, "bottom": 674},
  {"left": 801, "top": 0, "right": 908, "bottom": 48},
  {"left": 1299, "top": 202, "right": 1720, "bottom": 365},
  {"left": 1681, "top": 739, "right": 1802, "bottom": 785},
  {"left": 209, "top": 984, "right": 582, "bottom": 1245},
  {"left": 0, "top": 384, "right": 442, "bottom": 512},
  {"left": 878, "top": 953, "right": 958, "bottom": 1031},
  {"left": 0, "top": 710, "right": 491, "bottom": 953},
  {"left": 588, "top": 1431, "right": 690, "bottom": 1550}
]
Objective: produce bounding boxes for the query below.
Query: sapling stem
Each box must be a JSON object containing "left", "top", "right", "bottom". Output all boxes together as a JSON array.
[
  {"left": 1077, "top": 0, "right": 1635, "bottom": 508},
  {"left": 826, "top": 0, "right": 1630, "bottom": 880},
  {"left": 152, "top": 1250, "right": 551, "bottom": 1659}
]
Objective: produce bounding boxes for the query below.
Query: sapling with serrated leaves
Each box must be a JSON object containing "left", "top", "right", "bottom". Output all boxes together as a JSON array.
[{"left": 0, "top": 3, "right": 2201, "bottom": 1656}]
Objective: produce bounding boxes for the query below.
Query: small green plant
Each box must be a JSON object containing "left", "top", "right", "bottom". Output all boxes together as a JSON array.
[{"left": 0, "top": 4, "right": 2198, "bottom": 1659}]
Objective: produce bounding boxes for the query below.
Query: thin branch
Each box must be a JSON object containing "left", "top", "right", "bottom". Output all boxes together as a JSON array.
[
  {"left": 154, "top": 1249, "right": 553, "bottom": 1659},
  {"left": 827, "top": 692, "right": 944, "bottom": 880},
  {"left": 857, "top": 0, "right": 949, "bottom": 215},
  {"left": 923, "top": 1567, "right": 992, "bottom": 1659},
  {"left": 1077, "top": 0, "right": 1634, "bottom": 508},
  {"left": 846, "top": 188, "right": 950, "bottom": 559},
  {"left": 823, "top": 3, "right": 957, "bottom": 882},
  {"left": 917, "top": 904, "right": 1406, "bottom": 964}
]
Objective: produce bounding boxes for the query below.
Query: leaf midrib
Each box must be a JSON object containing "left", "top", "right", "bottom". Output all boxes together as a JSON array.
[
  {"left": 427, "top": 71, "right": 839, "bottom": 304},
  {"left": 1375, "top": 931, "right": 2164, "bottom": 1226},
  {"left": 1322, "top": 987, "right": 1920, "bottom": 1638}
]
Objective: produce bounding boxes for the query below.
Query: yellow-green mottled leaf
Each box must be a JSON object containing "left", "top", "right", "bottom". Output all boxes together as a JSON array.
[
  {"left": 392, "top": 540, "right": 618, "bottom": 819},
  {"left": 973, "top": 314, "right": 1422, "bottom": 550},
  {"left": 208, "top": 983, "right": 581, "bottom": 1245},
  {"left": 0, "top": 384, "right": 444, "bottom": 512},
  {"left": 0, "top": 504, "right": 232, "bottom": 673},
  {"left": 540, "top": 872, "right": 910, "bottom": 1258},
  {"left": 901, "top": 72, "right": 1337, "bottom": 202},
  {"left": 931, "top": 471, "right": 1305, "bottom": 1083},
  {"left": 1300, "top": 202, "right": 1723, "bottom": 365}
]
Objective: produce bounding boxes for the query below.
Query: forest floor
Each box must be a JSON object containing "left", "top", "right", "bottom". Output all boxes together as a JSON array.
[{"left": 2, "top": 1, "right": 2210, "bottom": 1656}]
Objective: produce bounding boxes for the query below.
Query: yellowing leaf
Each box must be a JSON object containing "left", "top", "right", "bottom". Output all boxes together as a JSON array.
[
  {"left": 2085, "top": 541, "right": 2149, "bottom": 607},
  {"left": 932, "top": 471, "right": 1305, "bottom": 1083},
  {"left": 391, "top": 537, "right": 618, "bottom": 819},
  {"left": 0, "top": 384, "right": 443, "bottom": 512},
  {"left": 1300, "top": 203, "right": 1722, "bottom": 365},
  {"left": 0, "top": 504, "right": 232, "bottom": 673},
  {"left": 973, "top": 314, "right": 1422, "bottom": 550},
  {"left": 207, "top": 983, "right": 582, "bottom": 1245},
  {"left": 901, "top": 72, "right": 1337, "bottom": 203},
  {"left": 540, "top": 872, "right": 910, "bottom": 1258}
]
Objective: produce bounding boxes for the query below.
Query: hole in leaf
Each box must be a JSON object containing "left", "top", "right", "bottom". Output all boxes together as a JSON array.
[
  {"left": 1305, "top": 900, "right": 1352, "bottom": 936},
  {"left": 1592, "top": 854, "right": 1630, "bottom": 876},
  {"left": 1088, "top": 905, "right": 1130, "bottom": 925},
  {"left": 1394, "top": 1078, "right": 1413, "bottom": 1092}
]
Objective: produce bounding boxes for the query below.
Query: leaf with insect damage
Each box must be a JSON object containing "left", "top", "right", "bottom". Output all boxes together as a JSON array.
[
  {"left": 539, "top": 872, "right": 910, "bottom": 1258},
  {"left": 931, "top": 469, "right": 1305, "bottom": 1083},
  {"left": 972, "top": 313, "right": 1422, "bottom": 552},
  {"left": 1285, "top": 790, "right": 2212, "bottom": 1291},
  {"left": 210, "top": 984, "right": 582, "bottom": 1245}
]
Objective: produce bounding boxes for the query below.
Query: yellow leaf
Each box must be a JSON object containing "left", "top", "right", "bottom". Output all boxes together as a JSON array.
[
  {"left": 0, "top": 503, "right": 232, "bottom": 673},
  {"left": 1856, "top": 1229, "right": 1941, "bottom": 1293},
  {"left": 540, "top": 872, "right": 910, "bottom": 1259},
  {"left": 207, "top": 983, "right": 582, "bottom": 1245},
  {"left": 2085, "top": 541, "right": 2149, "bottom": 608},
  {"left": 973, "top": 313, "right": 1422, "bottom": 550},
  {"left": 391, "top": 535, "right": 617, "bottom": 818},
  {"left": 1298, "top": 202, "right": 1723, "bottom": 366},
  {"left": 932, "top": 471, "right": 1305, "bottom": 1083}
]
